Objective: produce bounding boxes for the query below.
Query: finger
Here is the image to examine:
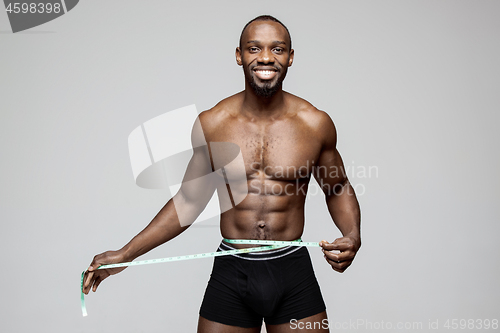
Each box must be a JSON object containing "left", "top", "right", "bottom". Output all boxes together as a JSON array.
[
  {"left": 92, "top": 276, "right": 102, "bottom": 292},
  {"left": 325, "top": 256, "right": 352, "bottom": 272},
  {"left": 332, "top": 266, "right": 346, "bottom": 273},
  {"left": 96, "top": 269, "right": 112, "bottom": 290},
  {"left": 83, "top": 270, "right": 94, "bottom": 292},
  {"left": 323, "top": 249, "right": 355, "bottom": 262},
  {"left": 84, "top": 278, "right": 95, "bottom": 294},
  {"left": 331, "top": 264, "right": 344, "bottom": 273},
  {"left": 323, "top": 250, "right": 339, "bottom": 262},
  {"left": 319, "top": 240, "right": 329, "bottom": 247},
  {"left": 322, "top": 248, "right": 341, "bottom": 255},
  {"left": 323, "top": 246, "right": 352, "bottom": 260},
  {"left": 88, "top": 254, "right": 103, "bottom": 273},
  {"left": 324, "top": 252, "right": 351, "bottom": 266},
  {"left": 84, "top": 270, "right": 103, "bottom": 294},
  {"left": 325, "top": 254, "right": 343, "bottom": 271},
  {"left": 320, "top": 241, "right": 344, "bottom": 251},
  {"left": 84, "top": 255, "right": 104, "bottom": 291}
]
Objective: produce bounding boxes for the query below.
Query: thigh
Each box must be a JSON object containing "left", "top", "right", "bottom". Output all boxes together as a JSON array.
[
  {"left": 199, "top": 256, "right": 263, "bottom": 328},
  {"left": 198, "top": 316, "right": 262, "bottom": 333},
  {"left": 265, "top": 248, "right": 326, "bottom": 326},
  {"left": 265, "top": 311, "right": 329, "bottom": 333}
]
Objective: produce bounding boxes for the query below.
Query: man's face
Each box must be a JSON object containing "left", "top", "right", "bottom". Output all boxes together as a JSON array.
[{"left": 236, "top": 21, "right": 294, "bottom": 98}]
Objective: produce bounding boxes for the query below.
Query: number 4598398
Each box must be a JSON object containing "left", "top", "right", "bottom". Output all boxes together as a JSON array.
[
  {"left": 443, "top": 319, "right": 498, "bottom": 330},
  {"left": 5, "top": 2, "right": 61, "bottom": 14}
]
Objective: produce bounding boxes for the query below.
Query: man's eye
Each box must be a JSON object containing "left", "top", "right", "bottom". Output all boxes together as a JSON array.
[
  {"left": 273, "top": 48, "right": 283, "bottom": 53},
  {"left": 249, "top": 47, "right": 259, "bottom": 52}
]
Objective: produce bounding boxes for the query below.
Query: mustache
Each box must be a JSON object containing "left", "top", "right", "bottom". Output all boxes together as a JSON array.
[{"left": 250, "top": 65, "right": 280, "bottom": 71}]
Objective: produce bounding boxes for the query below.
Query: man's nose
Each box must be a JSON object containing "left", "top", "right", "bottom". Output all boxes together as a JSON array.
[{"left": 257, "top": 48, "right": 273, "bottom": 63}]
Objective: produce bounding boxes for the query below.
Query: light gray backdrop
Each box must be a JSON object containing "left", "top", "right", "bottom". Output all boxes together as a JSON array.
[{"left": 1, "top": 1, "right": 499, "bottom": 332}]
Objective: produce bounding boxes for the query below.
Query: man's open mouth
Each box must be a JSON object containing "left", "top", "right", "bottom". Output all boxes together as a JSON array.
[{"left": 253, "top": 68, "right": 278, "bottom": 80}]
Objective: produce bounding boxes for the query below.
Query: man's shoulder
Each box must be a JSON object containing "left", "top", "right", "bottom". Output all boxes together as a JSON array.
[
  {"left": 285, "top": 92, "right": 336, "bottom": 133},
  {"left": 197, "top": 93, "right": 243, "bottom": 135}
]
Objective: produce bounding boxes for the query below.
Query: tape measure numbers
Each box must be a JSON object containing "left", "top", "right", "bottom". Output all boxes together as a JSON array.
[{"left": 81, "top": 239, "right": 321, "bottom": 316}]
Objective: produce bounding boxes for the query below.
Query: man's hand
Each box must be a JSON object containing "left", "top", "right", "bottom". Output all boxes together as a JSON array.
[
  {"left": 82, "top": 250, "right": 128, "bottom": 295},
  {"left": 319, "top": 236, "right": 360, "bottom": 273}
]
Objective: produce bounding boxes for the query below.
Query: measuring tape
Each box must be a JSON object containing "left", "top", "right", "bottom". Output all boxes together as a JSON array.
[{"left": 81, "top": 239, "right": 321, "bottom": 316}]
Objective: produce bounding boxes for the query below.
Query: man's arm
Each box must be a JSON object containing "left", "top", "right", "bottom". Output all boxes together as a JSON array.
[
  {"left": 82, "top": 114, "right": 216, "bottom": 294},
  {"left": 313, "top": 111, "right": 361, "bottom": 273}
]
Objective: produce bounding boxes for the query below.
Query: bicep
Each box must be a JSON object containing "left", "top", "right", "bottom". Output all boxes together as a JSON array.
[
  {"left": 313, "top": 112, "right": 348, "bottom": 195},
  {"left": 177, "top": 114, "right": 217, "bottom": 203}
]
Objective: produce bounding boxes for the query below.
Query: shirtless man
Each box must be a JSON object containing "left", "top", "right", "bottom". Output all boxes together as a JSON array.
[{"left": 82, "top": 15, "right": 361, "bottom": 333}]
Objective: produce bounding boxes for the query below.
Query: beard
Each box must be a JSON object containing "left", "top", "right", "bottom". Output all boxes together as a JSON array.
[
  {"left": 249, "top": 77, "right": 282, "bottom": 98},
  {"left": 246, "top": 67, "right": 284, "bottom": 98}
]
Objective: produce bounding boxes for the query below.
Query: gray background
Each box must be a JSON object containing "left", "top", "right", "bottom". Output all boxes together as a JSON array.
[{"left": 1, "top": 0, "right": 499, "bottom": 332}]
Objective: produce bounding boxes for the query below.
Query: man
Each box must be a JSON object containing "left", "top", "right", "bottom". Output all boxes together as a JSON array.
[{"left": 82, "top": 15, "right": 361, "bottom": 332}]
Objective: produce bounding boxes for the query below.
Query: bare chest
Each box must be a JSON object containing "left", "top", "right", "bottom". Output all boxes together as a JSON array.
[{"left": 208, "top": 119, "right": 322, "bottom": 180}]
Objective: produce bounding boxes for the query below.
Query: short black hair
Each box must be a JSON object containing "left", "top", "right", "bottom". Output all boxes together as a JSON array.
[{"left": 239, "top": 15, "right": 292, "bottom": 51}]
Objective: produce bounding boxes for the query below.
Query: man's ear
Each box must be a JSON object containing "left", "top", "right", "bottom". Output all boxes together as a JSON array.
[
  {"left": 235, "top": 47, "right": 242, "bottom": 66},
  {"left": 288, "top": 49, "right": 294, "bottom": 67}
]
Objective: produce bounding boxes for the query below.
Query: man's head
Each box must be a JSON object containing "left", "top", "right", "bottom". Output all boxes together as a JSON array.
[
  {"left": 236, "top": 15, "right": 294, "bottom": 98},
  {"left": 239, "top": 15, "right": 292, "bottom": 50}
]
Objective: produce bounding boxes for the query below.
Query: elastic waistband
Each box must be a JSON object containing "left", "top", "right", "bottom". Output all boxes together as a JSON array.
[{"left": 218, "top": 240, "right": 304, "bottom": 260}]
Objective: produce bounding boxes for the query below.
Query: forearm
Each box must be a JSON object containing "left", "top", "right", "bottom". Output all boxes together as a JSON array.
[
  {"left": 119, "top": 196, "right": 191, "bottom": 261},
  {"left": 325, "top": 180, "right": 361, "bottom": 247}
]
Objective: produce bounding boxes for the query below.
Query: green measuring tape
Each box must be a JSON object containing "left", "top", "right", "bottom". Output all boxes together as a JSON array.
[{"left": 81, "top": 239, "right": 320, "bottom": 316}]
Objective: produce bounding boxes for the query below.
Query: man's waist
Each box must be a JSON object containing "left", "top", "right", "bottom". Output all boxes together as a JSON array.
[{"left": 219, "top": 238, "right": 304, "bottom": 260}]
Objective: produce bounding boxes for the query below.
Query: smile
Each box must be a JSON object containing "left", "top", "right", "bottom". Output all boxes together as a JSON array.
[
  {"left": 253, "top": 69, "right": 277, "bottom": 80},
  {"left": 253, "top": 67, "right": 277, "bottom": 80}
]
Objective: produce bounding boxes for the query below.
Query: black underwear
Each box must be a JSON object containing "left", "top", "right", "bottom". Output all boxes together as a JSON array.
[{"left": 199, "top": 241, "right": 326, "bottom": 327}]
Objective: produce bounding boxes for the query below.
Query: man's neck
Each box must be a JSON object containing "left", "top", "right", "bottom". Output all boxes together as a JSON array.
[{"left": 241, "top": 83, "right": 287, "bottom": 119}]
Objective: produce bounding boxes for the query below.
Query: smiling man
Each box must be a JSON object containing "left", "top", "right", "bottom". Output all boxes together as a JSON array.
[{"left": 82, "top": 15, "right": 361, "bottom": 333}]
